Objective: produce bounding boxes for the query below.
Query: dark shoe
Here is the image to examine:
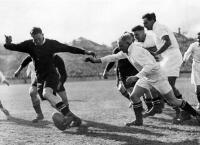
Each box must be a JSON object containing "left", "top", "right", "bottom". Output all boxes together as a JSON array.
[
  {"left": 32, "top": 113, "right": 44, "bottom": 123},
  {"left": 125, "top": 120, "right": 143, "bottom": 126},
  {"left": 172, "top": 111, "right": 191, "bottom": 124},
  {"left": 70, "top": 117, "right": 82, "bottom": 127},
  {"left": 143, "top": 104, "right": 162, "bottom": 118}
]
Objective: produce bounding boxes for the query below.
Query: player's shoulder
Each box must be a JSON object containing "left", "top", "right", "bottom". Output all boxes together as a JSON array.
[{"left": 190, "top": 42, "right": 198, "bottom": 47}]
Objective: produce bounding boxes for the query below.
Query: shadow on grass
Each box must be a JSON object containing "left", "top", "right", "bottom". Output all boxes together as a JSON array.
[
  {"left": 150, "top": 107, "right": 200, "bottom": 127},
  {"left": 0, "top": 116, "right": 52, "bottom": 129},
  {"left": 63, "top": 120, "right": 199, "bottom": 145}
]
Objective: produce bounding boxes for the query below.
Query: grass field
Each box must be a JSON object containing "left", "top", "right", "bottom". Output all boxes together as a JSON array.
[{"left": 0, "top": 78, "right": 200, "bottom": 145}]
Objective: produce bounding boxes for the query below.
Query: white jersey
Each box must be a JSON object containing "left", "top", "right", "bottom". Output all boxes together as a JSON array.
[
  {"left": 100, "top": 43, "right": 172, "bottom": 94},
  {"left": 101, "top": 43, "right": 164, "bottom": 82},
  {"left": 183, "top": 42, "right": 200, "bottom": 85},
  {"left": 134, "top": 33, "right": 156, "bottom": 48},
  {"left": 152, "top": 21, "right": 182, "bottom": 76},
  {"left": 0, "top": 71, "right": 6, "bottom": 83},
  {"left": 26, "top": 62, "right": 36, "bottom": 83}
]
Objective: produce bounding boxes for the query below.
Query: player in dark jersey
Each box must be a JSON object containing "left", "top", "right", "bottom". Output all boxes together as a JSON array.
[
  {"left": 4, "top": 27, "right": 95, "bottom": 129},
  {"left": 14, "top": 55, "right": 81, "bottom": 125}
]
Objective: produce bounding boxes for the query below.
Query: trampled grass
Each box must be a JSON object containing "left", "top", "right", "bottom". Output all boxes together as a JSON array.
[{"left": 0, "top": 78, "right": 199, "bottom": 145}]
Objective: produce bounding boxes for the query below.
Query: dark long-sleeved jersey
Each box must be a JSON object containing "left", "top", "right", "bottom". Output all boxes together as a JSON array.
[
  {"left": 20, "top": 55, "right": 67, "bottom": 84},
  {"left": 4, "top": 39, "right": 85, "bottom": 79},
  {"left": 104, "top": 47, "right": 138, "bottom": 80}
]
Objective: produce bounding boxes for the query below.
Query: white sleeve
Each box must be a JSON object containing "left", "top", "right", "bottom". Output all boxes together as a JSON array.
[
  {"left": 183, "top": 43, "right": 194, "bottom": 62},
  {"left": 0, "top": 71, "right": 6, "bottom": 82},
  {"left": 100, "top": 51, "right": 126, "bottom": 63},
  {"left": 134, "top": 49, "right": 158, "bottom": 78}
]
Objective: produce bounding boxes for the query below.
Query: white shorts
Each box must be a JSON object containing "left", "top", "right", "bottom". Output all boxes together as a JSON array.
[
  {"left": 135, "top": 77, "right": 172, "bottom": 95},
  {"left": 191, "top": 61, "right": 200, "bottom": 85},
  {"left": 160, "top": 52, "right": 182, "bottom": 77}
]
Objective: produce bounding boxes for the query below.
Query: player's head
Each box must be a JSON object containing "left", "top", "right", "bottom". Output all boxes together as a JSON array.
[
  {"left": 197, "top": 32, "right": 200, "bottom": 43},
  {"left": 131, "top": 25, "right": 145, "bottom": 42},
  {"left": 118, "top": 33, "right": 133, "bottom": 53},
  {"left": 30, "top": 27, "right": 44, "bottom": 46},
  {"left": 142, "top": 13, "right": 156, "bottom": 30}
]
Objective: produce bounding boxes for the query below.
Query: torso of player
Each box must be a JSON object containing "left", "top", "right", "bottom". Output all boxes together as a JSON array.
[
  {"left": 152, "top": 22, "right": 182, "bottom": 58},
  {"left": 190, "top": 42, "right": 200, "bottom": 63},
  {"left": 26, "top": 39, "right": 58, "bottom": 77}
]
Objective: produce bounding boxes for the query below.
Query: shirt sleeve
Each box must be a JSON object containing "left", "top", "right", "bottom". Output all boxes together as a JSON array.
[
  {"left": 155, "top": 26, "right": 168, "bottom": 40},
  {"left": 52, "top": 40, "right": 86, "bottom": 54},
  {"left": 54, "top": 55, "right": 67, "bottom": 83},
  {"left": 183, "top": 43, "right": 194, "bottom": 62},
  {"left": 100, "top": 51, "right": 126, "bottom": 63},
  {"left": 21, "top": 56, "right": 32, "bottom": 68},
  {"left": 134, "top": 49, "right": 159, "bottom": 79},
  {"left": 4, "top": 41, "right": 30, "bottom": 53}
]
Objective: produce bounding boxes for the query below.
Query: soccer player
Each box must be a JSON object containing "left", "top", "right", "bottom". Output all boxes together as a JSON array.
[
  {"left": 85, "top": 33, "right": 200, "bottom": 126},
  {"left": 14, "top": 55, "right": 81, "bottom": 126},
  {"left": 132, "top": 25, "right": 164, "bottom": 115},
  {"left": 102, "top": 46, "right": 138, "bottom": 107},
  {"left": 4, "top": 27, "right": 95, "bottom": 129},
  {"left": 183, "top": 32, "right": 200, "bottom": 110},
  {"left": 0, "top": 71, "right": 10, "bottom": 119},
  {"left": 142, "top": 13, "right": 190, "bottom": 122}
]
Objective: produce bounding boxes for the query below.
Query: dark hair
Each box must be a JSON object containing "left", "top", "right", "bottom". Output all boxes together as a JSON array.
[
  {"left": 197, "top": 32, "right": 200, "bottom": 35},
  {"left": 142, "top": 13, "right": 156, "bottom": 21},
  {"left": 131, "top": 25, "right": 144, "bottom": 32},
  {"left": 30, "top": 27, "right": 43, "bottom": 36}
]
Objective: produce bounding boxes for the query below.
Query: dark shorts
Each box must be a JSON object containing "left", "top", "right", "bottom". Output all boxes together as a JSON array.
[
  {"left": 57, "top": 83, "right": 65, "bottom": 92},
  {"left": 120, "top": 75, "right": 136, "bottom": 89}
]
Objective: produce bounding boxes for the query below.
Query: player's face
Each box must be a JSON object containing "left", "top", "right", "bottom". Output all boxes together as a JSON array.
[
  {"left": 197, "top": 34, "right": 200, "bottom": 43},
  {"left": 143, "top": 18, "right": 153, "bottom": 30},
  {"left": 134, "top": 30, "right": 145, "bottom": 42},
  {"left": 118, "top": 40, "right": 131, "bottom": 53},
  {"left": 32, "top": 33, "right": 44, "bottom": 46}
]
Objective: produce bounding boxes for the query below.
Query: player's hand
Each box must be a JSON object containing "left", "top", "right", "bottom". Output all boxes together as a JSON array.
[
  {"left": 102, "top": 71, "right": 108, "bottom": 79},
  {"left": 14, "top": 71, "right": 20, "bottom": 78},
  {"left": 85, "top": 50, "right": 96, "bottom": 57},
  {"left": 4, "top": 35, "right": 12, "bottom": 45},
  {"left": 84, "top": 57, "right": 95, "bottom": 63},
  {"left": 126, "top": 76, "right": 139, "bottom": 86},
  {"left": 3, "top": 80, "right": 9, "bottom": 86}
]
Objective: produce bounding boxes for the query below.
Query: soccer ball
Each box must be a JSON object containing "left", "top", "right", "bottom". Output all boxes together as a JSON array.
[{"left": 52, "top": 112, "right": 68, "bottom": 131}]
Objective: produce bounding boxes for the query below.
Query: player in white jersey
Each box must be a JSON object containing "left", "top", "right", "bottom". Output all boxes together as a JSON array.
[
  {"left": 183, "top": 32, "right": 200, "bottom": 110},
  {"left": 142, "top": 13, "right": 190, "bottom": 122},
  {"left": 0, "top": 71, "right": 10, "bottom": 119},
  {"left": 131, "top": 25, "right": 164, "bottom": 115},
  {"left": 85, "top": 33, "right": 200, "bottom": 126}
]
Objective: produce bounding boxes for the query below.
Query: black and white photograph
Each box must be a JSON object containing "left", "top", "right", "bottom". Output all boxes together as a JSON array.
[{"left": 0, "top": 0, "right": 200, "bottom": 144}]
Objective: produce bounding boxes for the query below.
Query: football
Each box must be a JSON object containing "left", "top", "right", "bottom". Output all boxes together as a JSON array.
[{"left": 52, "top": 112, "right": 68, "bottom": 131}]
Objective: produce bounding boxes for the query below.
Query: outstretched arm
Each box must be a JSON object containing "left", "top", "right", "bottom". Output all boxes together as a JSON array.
[
  {"left": 52, "top": 40, "right": 96, "bottom": 57},
  {"left": 14, "top": 56, "right": 32, "bottom": 77},
  {"left": 4, "top": 35, "right": 29, "bottom": 53}
]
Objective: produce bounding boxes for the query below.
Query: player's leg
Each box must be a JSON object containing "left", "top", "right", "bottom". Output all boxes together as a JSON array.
[
  {"left": 168, "top": 76, "right": 191, "bottom": 121},
  {"left": 154, "top": 79, "right": 200, "bottom": 123},
  {"left": 195, "top": 85, "right": 200, "bottom": 110},
  {"left": 57, "top": 83, "right": 81, "bottom": 127},
  {"left": 42, "top": 74, "right": 77, "bottom": 129},
  {"left": 143, "top": 87, "right": 163, "bottom": 117},
  {"left": 29, "top": 82, "right": 44, "bottom": 123},
  {"left": 0, "top": 100, "right": 10, "bottom": 117},
  {"left": 125, "top": 78, "right": 150, "bottom": 126}
]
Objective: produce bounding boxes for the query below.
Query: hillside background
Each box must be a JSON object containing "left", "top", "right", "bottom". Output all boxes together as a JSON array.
[{"left": 0, "top": 33, "right": 195, "bottom": 79}]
